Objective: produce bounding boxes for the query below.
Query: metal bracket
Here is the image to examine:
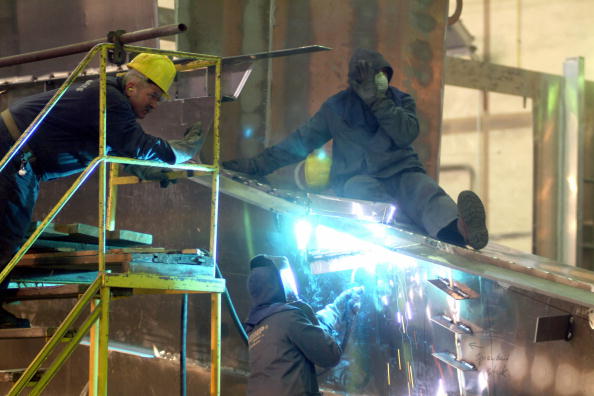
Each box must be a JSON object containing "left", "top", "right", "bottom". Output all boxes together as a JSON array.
[
  {"left": 428, "top": 277, "right": 479, "bottom": 300},
  {"left": 534, "top": 314, "right": 574, "bottom": 342},
  {"left": 432, "top": 352, "right": 476, "bottom": 371},
  {"left": 107, "top": 29, "right": 127, "bottom": 66},
  {"left": 431, "top": 314, "right": 473, "bottom": 335}
]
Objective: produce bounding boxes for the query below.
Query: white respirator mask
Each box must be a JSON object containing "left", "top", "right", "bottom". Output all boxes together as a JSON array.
[{"left": 374, "top": 72, "right": 389, "bottom": 94}]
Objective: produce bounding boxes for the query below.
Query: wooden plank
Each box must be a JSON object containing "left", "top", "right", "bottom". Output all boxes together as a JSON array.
[
  {"left": 125, "top": 261, "right": 215, "bottom": 278},
  {"left": 27, "top": 222, "right": 69, "bottom": 238},
  {"left": 17, "top": 251, "right": 132, "bottom": 268},
  {"left": 105, "top": 273, "right": 225, "bottom": 292},
  {"left": 0, "top": 368, "right": 44, "bottom": 383},
  {"left": 52, "top": 224, "right": 153, "bottom": 246},
  {"left": 18, "top": 250, "right": 213, "bottom": 271},
  {"left": 0, "top": 328, "right": 52, "bottom": 339},
  {"left": 10, "top": 271, "right": 101, "bottom": 285},
  {"left": 444, "top": 56, "right": 562, "bottom": 98},
  {"left": 28, "top": 222, "right": 153, "bottom": 247},
  {"left": 1, "top": 285, "right": 86, "bottom": 302}
]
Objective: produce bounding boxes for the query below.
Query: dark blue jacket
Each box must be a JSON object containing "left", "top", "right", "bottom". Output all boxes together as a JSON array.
[
  {"left": 245, "top": 265, "right": 341, "bottom": 396},
  {"left": 7, "top": 77, "right": 176, "bottom": 180},
  {"left": 250, "top": 49, "right": 424, "bottom": 191}
]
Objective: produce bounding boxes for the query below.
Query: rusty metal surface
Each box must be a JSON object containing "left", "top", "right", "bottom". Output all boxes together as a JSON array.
[
  {"left": 0, "top": 0, "right": 159, "bottom": 79},
  {"left": 178, "top": 1, "right": 450, "bottom": 183}
]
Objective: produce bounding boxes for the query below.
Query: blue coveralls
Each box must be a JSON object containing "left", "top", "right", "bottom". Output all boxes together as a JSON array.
[{"left": 0, "top": 76, "right": 176, "bottom": 289}]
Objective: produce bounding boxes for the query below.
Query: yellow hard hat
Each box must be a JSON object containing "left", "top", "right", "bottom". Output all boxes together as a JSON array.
[
  {"left": 304, "top": 148, "right": 332, "bottom": 190},
  {"left": 127, "top": 53, "right": 176, "bottom": 98}
]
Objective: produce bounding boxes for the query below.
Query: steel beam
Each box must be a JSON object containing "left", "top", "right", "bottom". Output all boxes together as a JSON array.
[{"left": 560, "top": 57, "right": 585, "bottom": 266}]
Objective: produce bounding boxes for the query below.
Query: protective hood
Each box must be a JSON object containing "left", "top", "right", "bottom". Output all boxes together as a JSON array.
[
  {"left": 248, "top": 254, "right": 299, "bottom": 303},
  {"left": 245, "top": 255, "right": 300, "bottom": 333},
  {"left": 347, "top": 48, "right": 394, "bottom": 84}
]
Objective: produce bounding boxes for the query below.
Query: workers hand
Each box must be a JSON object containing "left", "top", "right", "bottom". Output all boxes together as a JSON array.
[
  {"left": 124, "top": 165, "right": 177, "bottom": 188},
  {"left": 350, "top": 60, "right": 387, "bottom": 106},
  {"left": 350, "top": 60, "right": 378, "bottom": 106},
  {"left": 169, "top": 121, "right": 205, "bottom": 164},
  {"left": 333, "top": 286, "right": 364, "bottom": 316},
  {"left": 222, "top": 158, "right": 259, "bottom": 175}
]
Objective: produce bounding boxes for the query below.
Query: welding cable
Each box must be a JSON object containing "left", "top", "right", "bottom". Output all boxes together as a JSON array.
[
  {"left": 215, "top": 263, "right": 249, "bottom": 344},
  {"left": 180, "top": 293, "right": 188, "bottom": 396}
]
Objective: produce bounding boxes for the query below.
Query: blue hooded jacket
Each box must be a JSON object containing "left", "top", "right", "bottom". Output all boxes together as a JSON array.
[
  {"left": 248, "top": 48, "right": 424, "bottom": 191},
  {"left": 245, "top": 255, "right": 341, "bottom": 396}
]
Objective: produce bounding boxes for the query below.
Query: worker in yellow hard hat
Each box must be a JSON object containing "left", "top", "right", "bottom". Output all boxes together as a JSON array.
[
  {"left": 125, "top": 53, "right": 176, "bottom": 117},
  {"left": 0, "top": 53, "right": 206, "bottom": 328}
]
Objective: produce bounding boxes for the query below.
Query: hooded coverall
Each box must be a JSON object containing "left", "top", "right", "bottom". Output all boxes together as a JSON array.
[
  {"left": 245, "top": 262, "right": 355, "bottom": 396},
  {"left": 0, "top": 76, "right": 177, "bottom": 288},
  {"left": 225, "top": 49, "right": 463, "bottom": 244}
]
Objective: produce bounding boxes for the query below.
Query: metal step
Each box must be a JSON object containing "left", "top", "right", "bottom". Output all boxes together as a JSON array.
[
  {"left": 0, "top": 368, "right": 44, "bottom": 383},
  {"left": 2, "top": 284, "right": 86, "bottom": 302},
  {"left": 0, "top": 327, "right": 76, "bottom": 340},
  {"left": 27, "top": 222, "right": 153, "bottom": 248}
]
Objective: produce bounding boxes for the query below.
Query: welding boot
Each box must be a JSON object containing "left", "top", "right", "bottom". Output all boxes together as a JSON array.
[
  {"left": 456, "top": 190, "right": 489, "bottom": 250},
  {"left": 0, "top": 306, "right": 30, "bottom": 329}
]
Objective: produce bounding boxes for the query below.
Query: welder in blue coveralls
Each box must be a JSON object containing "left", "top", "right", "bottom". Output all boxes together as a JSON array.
[
  {"left": 0, "top": 53, "right": 205, "bottom": 328},
  {"left": 245, "top": 254, "right": 363, "bottom": 396},
  {"left": 224, "top": 48, "right": 489, "bottom": 252}
]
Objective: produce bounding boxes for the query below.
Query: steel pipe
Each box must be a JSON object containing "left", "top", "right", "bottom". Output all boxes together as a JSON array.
[{"left": 0, "top": 24, "right": 187, "bottom": 68}]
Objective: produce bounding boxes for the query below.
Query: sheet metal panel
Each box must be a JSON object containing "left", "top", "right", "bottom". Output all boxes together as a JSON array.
[{"left": 0, "top": 0, "right": 158, "bottom": 79}]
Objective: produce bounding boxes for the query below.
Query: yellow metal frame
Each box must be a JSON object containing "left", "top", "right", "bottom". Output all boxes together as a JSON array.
[{"left": 0, "top": 43, "right": 224, "bottom": 395}]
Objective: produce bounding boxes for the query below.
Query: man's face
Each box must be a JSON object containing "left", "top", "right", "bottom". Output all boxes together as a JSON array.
[{"left": 126, "top": 80, "right": 163, "bottom": 119}]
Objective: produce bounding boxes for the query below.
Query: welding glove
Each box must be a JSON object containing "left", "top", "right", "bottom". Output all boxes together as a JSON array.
[
  {"left": 350, "top": 60, "right": 387, "bottom": 106},
  {"left": 168, "top": 121, "right": 205, "bottom": 164},
  {"left": 124, "top": 165, "right": 177, "bottom": 188},
  {"left": 316, "top": 286, "right": 364, "bottom": 349},
  {"left": 222, "top": 158, "right": 261, "bottom": 176}
]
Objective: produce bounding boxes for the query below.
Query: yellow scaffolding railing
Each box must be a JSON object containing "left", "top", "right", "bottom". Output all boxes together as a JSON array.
[{"left": 0, "top": 43, "right": 224, "bottom": 395}]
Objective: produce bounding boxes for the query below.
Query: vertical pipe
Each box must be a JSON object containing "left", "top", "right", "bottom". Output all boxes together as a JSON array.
[
  {"left": 180, "top": 294, "right": 188, "bottom": 396},
  {"left": 88, "top": 299, "right": 100, "bottom": 396},
  {"left": 210, "top": 293, "right": 222, "bottom": 396},
  {"left": 560, "top": 57, "right": 585, "bottom": 266},
  {"left": 97, "top": 285, "right": 111, "bottom": 396},
  {"left": 209, "top": 57, "right": 222, "bottom": 396},
  {"left": 106, "top": 163, "right": 120, "bottom": 231},
  {"left": 480, "top": 0, "right": 491, "bottom": 213},
  {"left": 532, "top": 77, "right": 563, "bottom": 259},
  {"left": 516, "top": 0, "right": 522, "bottom": 68},
  {"left": 98, "top": 48, "right": 108, "bottom": 273},
  {"left": 97, "top": 46, "right": 110, "bottom": 396}
]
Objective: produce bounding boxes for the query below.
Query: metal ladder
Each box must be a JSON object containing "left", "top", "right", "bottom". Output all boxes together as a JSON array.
[{"left": 0, "top": 43, "right": 224, "bottom": 396}]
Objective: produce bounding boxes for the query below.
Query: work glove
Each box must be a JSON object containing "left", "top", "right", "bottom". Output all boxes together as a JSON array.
[
  {"left": 222, "top": 158, "right": 260, "bottom": 176},
  {"left": 350, "top": 60, "right": 387, "bottom": 106},
  {"left": 316, "top": 286, "right": 364, "bottom": 348},
  {"left": 168, "top": 121, "right": 205, "bottom": 164},
  {"left": 124, "top": 164, "right": 177, "bottom": 188}
]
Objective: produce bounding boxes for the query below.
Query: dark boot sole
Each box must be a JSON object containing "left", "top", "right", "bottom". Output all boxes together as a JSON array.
[{"left": 458, "top": 191, "right": 489, "bottom": 250}]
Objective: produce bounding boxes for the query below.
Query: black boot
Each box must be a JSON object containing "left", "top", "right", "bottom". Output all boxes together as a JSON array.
[{"left": 456, "top": 190, "right": 489, "bottom": 250}]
